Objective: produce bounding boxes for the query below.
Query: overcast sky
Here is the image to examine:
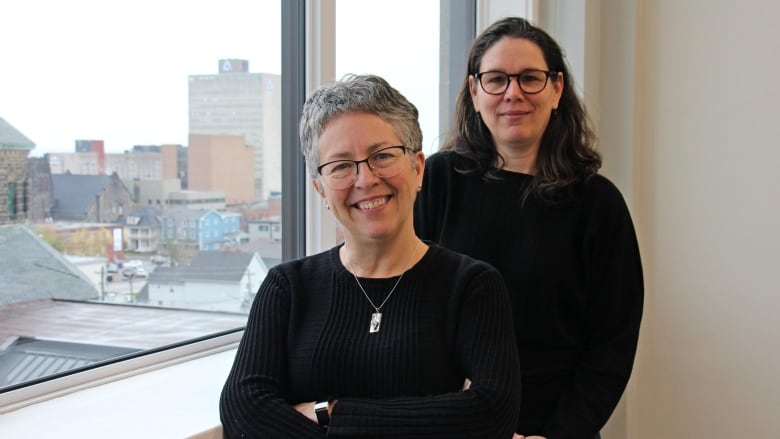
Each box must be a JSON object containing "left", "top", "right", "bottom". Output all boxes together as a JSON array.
[{"left": 1, "top": 0, "right": 440, "bottom": 156}]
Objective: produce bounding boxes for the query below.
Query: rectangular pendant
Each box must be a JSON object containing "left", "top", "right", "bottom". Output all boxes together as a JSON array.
[{"left": 369, "top": 312, "right": 382, "bottom": 333}]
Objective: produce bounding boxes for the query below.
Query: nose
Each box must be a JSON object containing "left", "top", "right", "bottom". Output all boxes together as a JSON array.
[
  {"left": 504, "top": 77, "right": 524, "bottom": 99},
  {"left": 353, "top": 161, "right": 381, "bottom": 188}
]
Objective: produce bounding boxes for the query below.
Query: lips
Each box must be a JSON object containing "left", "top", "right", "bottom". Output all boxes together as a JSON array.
[
  {"left": 354, "top": 196, "right": 391, "bottom": 210},
  {"left": 501, "top": 109, "right": 531, "bottom": 117}
]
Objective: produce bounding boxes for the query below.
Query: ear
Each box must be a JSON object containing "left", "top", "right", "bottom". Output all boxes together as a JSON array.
[
  {"left": 413, "top": 150, "right": 425, "bottom": 186},
  {"left": 468, "top": 75, "right": 480, "bottom": 112},
  {"left": 311, "top": 178, "right": 326, "bottom": 199},
  {"left": 552, "top": 72, "right": 564, "bottom": 110}
]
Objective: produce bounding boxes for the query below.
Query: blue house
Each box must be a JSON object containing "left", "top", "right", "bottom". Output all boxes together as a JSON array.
[{"left": 160, "top": 208, "right": 241, "bottom": 251}]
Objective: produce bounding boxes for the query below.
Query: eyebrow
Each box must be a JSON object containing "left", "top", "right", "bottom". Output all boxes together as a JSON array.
[
  {"left": 320, "top": 142, "right": 397, "bottom": 161},
  {"left": 480, "top": 67, "right": 550, "bottom": 74}
]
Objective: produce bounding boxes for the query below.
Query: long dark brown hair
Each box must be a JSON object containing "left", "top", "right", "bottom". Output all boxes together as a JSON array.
[{"left": 444, "top": 17, "right": 601, "bottom": 201}]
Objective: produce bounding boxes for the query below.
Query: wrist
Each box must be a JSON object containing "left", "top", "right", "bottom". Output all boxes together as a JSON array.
[{"left": 314, "top": 400, "right": 330, "bottom": 427}]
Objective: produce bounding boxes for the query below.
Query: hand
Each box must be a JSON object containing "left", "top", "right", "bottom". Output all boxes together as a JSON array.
[
  {"left": 293, "top": 401, "right": 316, "bottom": 423},
  {"left": 462, "top": 378, "right": 472, "bottom": 390}
]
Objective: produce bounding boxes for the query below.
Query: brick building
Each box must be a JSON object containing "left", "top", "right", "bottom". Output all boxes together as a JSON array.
[
  {"left": 27, "top": 157, "right": 54, "bottom": 222},
  {"left": 0, "top": 116, "right": 35, "bottom": 224}
]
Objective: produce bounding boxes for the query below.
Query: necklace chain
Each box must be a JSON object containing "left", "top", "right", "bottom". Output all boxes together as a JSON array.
[
  {"left": 350, "top": 270, "right": 404, "bottom": 313},
  {"left": 344, "top": 242, "right": 420, "bottom": 333}
]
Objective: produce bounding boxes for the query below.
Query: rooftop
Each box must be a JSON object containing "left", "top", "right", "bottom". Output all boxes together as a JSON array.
[
  {"left": 0, "top": 224, "right": 97, "bottom": 306},
  {"left": 0, "top": 299, "right": 247, "bottom": 350},
  {"left": 0, "top": 299, "right": 248, "bottom": 390},
  {"left": 0, "top": 116, "right": 35, "bottom": 150}
]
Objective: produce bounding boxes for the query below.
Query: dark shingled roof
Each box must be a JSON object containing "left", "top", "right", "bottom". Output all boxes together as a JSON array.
[
  {"left": 0, "top": 225, "right": 98, "bottom": 306},
  {"left": 146, "top": 251, "right": 255, "bottom": 285},
  {"left": 188, "top": 251, "right": 255, "bottom": 282},
  {"left": 145, "top": 266, "right": 186, "bottom": 284},
  {"left": 122, "top": 206, "right": 162, "bottom": 227},
  {"left": 50, "top": 174, "right": 114, "bottom": 220}
]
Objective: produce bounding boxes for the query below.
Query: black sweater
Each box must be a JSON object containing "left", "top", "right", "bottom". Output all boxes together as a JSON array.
[
  {"left": 414, "top": 151, "right": 643, "bottom": 438},
  {"left": 220, "top": 243, "right": 521, "bottom": 438}
]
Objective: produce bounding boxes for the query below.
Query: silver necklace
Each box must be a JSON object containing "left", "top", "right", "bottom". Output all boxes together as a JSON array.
[
  {"left": 350, "top": 270, "right": 404, "bottom": 333},
  {"left": 345, "top": 245, "right": 418, "bottom": 334}
]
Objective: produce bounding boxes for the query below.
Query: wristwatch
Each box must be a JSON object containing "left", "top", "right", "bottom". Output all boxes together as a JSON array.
[{"left": 314, "top": 400, "right": 330, "bottom": 427}]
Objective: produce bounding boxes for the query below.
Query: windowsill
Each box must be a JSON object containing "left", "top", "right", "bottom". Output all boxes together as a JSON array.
[{"left": 0, "top": 346, "right": 237, "bottom": 437}]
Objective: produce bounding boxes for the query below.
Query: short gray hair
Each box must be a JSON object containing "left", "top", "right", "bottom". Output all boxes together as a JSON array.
[{"left": 299, "top": 74, "right": 422, "bottom": 177}]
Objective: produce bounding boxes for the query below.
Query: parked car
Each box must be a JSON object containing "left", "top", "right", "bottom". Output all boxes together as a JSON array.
[
  {"left": 122, "top": 267, "right": 148, "bottom": 278},
  {"left": 150, "top": 255, "right": 167, "bottom": 265},
  {"left": 124, "top": 259, "right": 144, "bottom": 269},
  {"left": 106, "top": 263, "right": 119, "bottom": 273}
]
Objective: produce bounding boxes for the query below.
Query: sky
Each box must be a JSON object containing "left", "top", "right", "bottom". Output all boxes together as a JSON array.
[{"left": 1, "top": 0, "right": 441, "bottom": 157}]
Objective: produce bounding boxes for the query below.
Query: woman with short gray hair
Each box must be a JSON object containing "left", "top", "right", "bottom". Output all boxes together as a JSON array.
[
  {"left": 299, "top": 74, "right": 423, "bottom": 178},
  {"left": 220, "top": 74, "right": 521, "bottom": 438}
]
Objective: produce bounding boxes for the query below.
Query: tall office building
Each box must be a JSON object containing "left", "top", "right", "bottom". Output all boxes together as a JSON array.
[
  {"left": 188, "top": 134, "right": 254, "bottom": 206},
  {"left": 188, "top": 59, "right": 281, "bottom": 202}
]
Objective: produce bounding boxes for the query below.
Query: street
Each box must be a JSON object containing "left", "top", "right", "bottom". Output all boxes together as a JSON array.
[{"left": 102, "top": 261, "right": 151, "bottom": 304}]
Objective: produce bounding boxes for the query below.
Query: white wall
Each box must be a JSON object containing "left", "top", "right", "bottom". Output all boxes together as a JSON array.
[
  {"left": 633, "top": 1, "right": 780, "bottom": 436},
  {"left": 562, "top": 0, "right": 780, "bottom": 437}
]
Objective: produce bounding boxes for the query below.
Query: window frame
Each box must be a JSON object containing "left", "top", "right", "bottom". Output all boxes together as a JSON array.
[
  {"left": 0, "top": 0, "right": 483, "bottom": 413},
  {"left": 0, "top": 1, "right": 305, "bottom": 410}
]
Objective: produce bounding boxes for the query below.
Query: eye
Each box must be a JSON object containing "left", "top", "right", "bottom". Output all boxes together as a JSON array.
[
  {"left": 485, "top": 74, "right": 508, "bottom": 84},
  {"left": 372, "top": 152, "right": 395, "bottom": 162},
  {"left": 521, "top": 72, "right": 545, "bottom": 83},
  {"left": 328, "top": 162, "right": 354, "bottom": 174}
]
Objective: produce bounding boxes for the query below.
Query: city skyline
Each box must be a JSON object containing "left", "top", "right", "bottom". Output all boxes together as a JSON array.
[
  {"left": 1, "top": 0, "right": 282, "bottom": 156},
  {"left": 1, "top": 1, "right": 442, "bottom": 159}
]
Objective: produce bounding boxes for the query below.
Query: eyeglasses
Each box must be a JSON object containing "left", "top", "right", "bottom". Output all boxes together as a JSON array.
[
  {"left": 474, "top": 69, "right": 558, "bottom": 95},
  {"left": 316, "top": 145, "right": 413, "bottom": 189}
]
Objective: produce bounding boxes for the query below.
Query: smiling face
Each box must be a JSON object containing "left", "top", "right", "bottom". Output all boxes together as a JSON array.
[
  {"left": 313, "top": 112, "right": 424, "bottom": 245},
  {"left": 470, "top": 37, "right": 563, "bottom": 161}
]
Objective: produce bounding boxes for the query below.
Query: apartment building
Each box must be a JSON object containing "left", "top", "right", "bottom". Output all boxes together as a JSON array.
[{"left": 188, "top": 59, "right": 281, "bottom": 201}]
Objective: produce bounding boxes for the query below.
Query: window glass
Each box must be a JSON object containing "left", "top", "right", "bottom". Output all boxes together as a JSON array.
[
  {"left": 335, "top": 0, "right": 442, "bottom": 156},
  {"left": 0, "top": 0, "right": 282, "bottom": 392}
]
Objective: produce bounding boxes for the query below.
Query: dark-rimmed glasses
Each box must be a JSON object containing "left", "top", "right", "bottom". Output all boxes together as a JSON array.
[
  {"left": 316, "top": 145, "right": 413, "bottom": 189},
  {"left": 474, "top": 69, "right": 558, "bottom": 95}
]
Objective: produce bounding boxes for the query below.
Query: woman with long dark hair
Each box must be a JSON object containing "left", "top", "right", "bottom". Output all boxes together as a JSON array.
[{"left": 415, "top": 17, "right": 643, "bottom": 439}]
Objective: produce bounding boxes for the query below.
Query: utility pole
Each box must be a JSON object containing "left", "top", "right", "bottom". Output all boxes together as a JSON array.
[
  {"left": 95, "top": 265, "right": 106, "bottom": 301},
  {"left": 128, "top": 272, "right": 134, "bottom": 303}
]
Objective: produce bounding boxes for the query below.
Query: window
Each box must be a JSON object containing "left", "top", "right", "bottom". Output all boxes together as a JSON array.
[
  {"left": 0, "top": 0, "right": 479, "bottom": 408},
  {"left": 335, "top": 0, "right": 442, "bottom": 156},
  {"left": 6, "top": 183, "right": 16, "bottom": 218},
  {"left": 0, "top": 0, "right": 286, "bottom": 394}
]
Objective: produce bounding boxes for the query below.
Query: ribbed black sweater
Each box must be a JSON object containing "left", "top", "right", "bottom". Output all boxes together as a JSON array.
[
  {"left": 220, "top": 243, "right": 521, "bottom": 438},
  {"left": 414, "top": 151, "right": 644, "bottom": 438}
]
